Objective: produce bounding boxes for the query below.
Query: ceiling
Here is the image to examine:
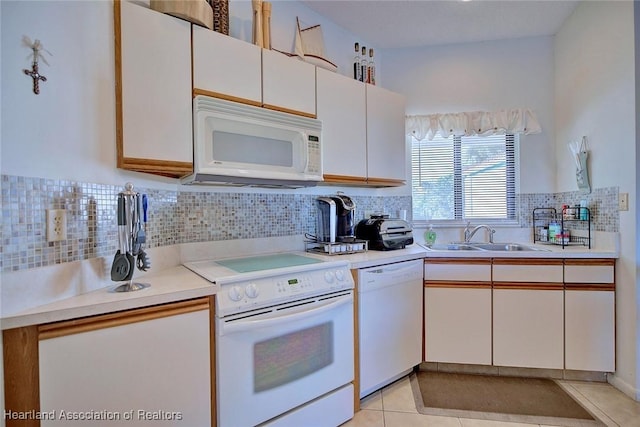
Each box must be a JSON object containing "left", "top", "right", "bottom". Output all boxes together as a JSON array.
[{"left": 300, "top": 0, "right": 581, "bottom": 49}]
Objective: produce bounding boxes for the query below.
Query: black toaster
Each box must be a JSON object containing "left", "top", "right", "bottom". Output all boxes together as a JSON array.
[{"left": 355, "top": 215, "right": 414, "bottom": 250}]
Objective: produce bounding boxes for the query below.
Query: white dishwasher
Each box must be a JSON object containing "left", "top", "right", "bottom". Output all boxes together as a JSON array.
[{"left": 358, "top": 259, "right": 424, "bottom": 398}]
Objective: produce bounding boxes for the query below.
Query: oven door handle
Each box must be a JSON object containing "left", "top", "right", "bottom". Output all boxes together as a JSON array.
[{"left": 219, "top": 294, "right": 352, "bottom": 335}]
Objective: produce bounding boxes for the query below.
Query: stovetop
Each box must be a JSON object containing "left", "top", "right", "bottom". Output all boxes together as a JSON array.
[{"left": 183, "top": 252, "right": 354, "bottom": 316}]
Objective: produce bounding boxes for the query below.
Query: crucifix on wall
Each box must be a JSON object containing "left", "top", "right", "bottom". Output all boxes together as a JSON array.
[{"left": 22, "top": 36, "right": 51, "bottom": 95}]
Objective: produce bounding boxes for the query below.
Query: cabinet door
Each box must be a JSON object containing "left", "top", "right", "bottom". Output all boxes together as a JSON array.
[
  {"left": 425, "top": 286, "right": 492, "bottom": 365},
  {"left": 565, "top": 259, "right": 615, "bottom": 372},
  {"left": 38, "top": 299, "right": 213, "bottom": 426},
  {"left": 316, "top": 68, "right": 367, "bottom": 183},
  {"left": 493, "top": 287, "right": 564, "bottom": 369},
  {"left": 565, "top": 289, "right": 615, "bottom": 371},
  {"left": 193, "top": 25, "right": 262, "bottom": 106},
  {"left": 424, "top": 259, "right": 492, "bottom": 365},
  {"left": 262, "top": 49, "right": 316, "bottom": 117},
  {"left": 116, "top": 1, "right": 193, "bottom": 177},
  {"left": 365, "top": 85, "right": 406, "bottom": 185}
]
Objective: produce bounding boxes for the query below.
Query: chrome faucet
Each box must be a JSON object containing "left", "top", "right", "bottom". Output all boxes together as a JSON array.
[{"left": 463, "top": 222, "right": 496, "bottom": 243}]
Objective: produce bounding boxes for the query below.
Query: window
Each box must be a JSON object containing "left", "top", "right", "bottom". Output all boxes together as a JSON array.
[{"left": 411, "top": 134, "right": 517, "bottom": 223}]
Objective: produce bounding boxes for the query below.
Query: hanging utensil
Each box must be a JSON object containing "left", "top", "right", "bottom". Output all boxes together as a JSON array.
[
  {"left": 136, "top": 194, "right": 151, "bottom": 272},
  {"left": 110, "top": 193, "right": 131, "bottom": 281}
]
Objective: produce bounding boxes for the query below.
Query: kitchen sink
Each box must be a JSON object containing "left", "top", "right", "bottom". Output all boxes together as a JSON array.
[
  {"left": 421, "top": 243, "right": 482, "bottom": 251},
  {"left": 422, "top": 242, "right": 549, "bottom": 252},
  {"left": 470, "top": 243, "right": 549, "bottom": 251}
]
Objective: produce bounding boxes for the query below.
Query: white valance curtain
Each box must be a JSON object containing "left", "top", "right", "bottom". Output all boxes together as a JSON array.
[{"left": 406, "top": 108, "right": 542, "bottom": 141}]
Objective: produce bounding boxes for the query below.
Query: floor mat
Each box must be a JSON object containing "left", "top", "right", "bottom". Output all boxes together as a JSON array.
[{"left": 410, "top": 370, "right": 604, "bottom": 426}]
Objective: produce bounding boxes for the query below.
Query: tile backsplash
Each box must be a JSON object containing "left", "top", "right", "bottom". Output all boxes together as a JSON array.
[
  {"left": 0, "top": 175, "right": 412, "bottom": 272},
  {"left": 1, "top": 175, "right": 619, "bottom": 273}
]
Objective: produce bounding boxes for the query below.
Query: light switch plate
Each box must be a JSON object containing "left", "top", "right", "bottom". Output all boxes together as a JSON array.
[{"left": 619, "top": 193, "right": 629, "bottom": 211}]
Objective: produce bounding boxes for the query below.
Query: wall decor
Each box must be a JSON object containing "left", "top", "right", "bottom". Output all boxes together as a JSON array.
[{"left": 22, "top": 36, "right": 50, "bottom": 95}]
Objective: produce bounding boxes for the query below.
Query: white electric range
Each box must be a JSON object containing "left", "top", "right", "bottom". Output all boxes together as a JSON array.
[{"left": 184, "top": 252, "right": 355, "bottom": 427}]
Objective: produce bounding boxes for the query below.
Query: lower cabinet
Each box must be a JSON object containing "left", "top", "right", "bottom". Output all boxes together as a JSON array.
[
  {"left": 424, "top": 259, "right": 492, "bottom": 365},
  {"left": 492, "top": 259, "right": 564, "bottom": 369},
  {"left": 423, "top": 257, "right": 616, "bottom": 373},
  {"left": 425, "top": 286, "right": 492, "bottom": 365},
  {"left": 564, "top": 259, "right": 615, "bottom": 372},
  {"left": 493, "top": 287, "right": 564, "bottom": 369},
  {"left": 4, "top": 297, "right": 215, "bottom": 427}
]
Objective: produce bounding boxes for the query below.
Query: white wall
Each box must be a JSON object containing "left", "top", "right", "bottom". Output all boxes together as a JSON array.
[
  {"left": 0, "top": 0, "right": 394, "bottom": 196},
  {"left": 555, "top": 1, "right": 637, "bottom": 399},
  {"left": 381, "top": 37, "right": 556, "bottom": 194}
]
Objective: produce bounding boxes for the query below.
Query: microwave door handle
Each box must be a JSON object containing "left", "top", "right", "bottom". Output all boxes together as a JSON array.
[{"left": 219, "top": 294, "right": 352, "bottom": 335}]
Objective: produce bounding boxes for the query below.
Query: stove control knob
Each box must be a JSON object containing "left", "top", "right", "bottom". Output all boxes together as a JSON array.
[
  {"left": 324, "top": 271, "right": 335, "bottom": 283},
  {"left": 245, "top": 283, "right": 259, "bottom": 298},
  {"left": 228, "top": 285, "right": 243, "bottom": 302},
  {"left": 335, "top": 269, "right": 345, "bottom": 281}
]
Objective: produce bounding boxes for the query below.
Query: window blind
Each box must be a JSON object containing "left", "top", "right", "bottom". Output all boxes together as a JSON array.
[{"left": 411, "top": 134, "right": 517, "bottom": 222}]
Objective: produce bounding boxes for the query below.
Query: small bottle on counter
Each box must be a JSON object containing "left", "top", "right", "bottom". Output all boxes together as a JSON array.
[
  {"left": 579, "top": 200, "right": 589, "bottom": 220},
  {"left": 424, "top": 225, "right": 437, "bottom": 246},
  {"left": 353, "top": 42, "right": 361, "bottom": 81},
  {"left": 548, "top": 220, "right": 561, "bottom": 243}
]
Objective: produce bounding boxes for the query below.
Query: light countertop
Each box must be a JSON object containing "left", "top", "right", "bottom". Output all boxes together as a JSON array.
[
  {"left": 1, "top": 266, "right": 215, "bottom": 330},
  {"left": 1, "top": 241, "right": 617, "bottom": 330}
]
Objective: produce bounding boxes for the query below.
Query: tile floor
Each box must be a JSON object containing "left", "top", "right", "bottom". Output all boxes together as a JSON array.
[{"left": 343, "top": 374, "right": 640, "bottom": 427}]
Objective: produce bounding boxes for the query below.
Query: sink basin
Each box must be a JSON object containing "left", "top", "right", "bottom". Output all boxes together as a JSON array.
[
  {"left": 470, "top": 243, "right": 548, "bottom": 251},
  {"left": 421, "top": 243, "right": 482, "bottom": 251},
  {"left": 422, "top": 242, "right": 549, "bottom": 252}
]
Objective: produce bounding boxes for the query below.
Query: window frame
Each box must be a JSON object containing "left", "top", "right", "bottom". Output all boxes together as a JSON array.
[{"left": 410, "top": 133, "right": 520, "bottom": 228}]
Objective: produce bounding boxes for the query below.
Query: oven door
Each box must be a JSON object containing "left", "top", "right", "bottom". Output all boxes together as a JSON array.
[{"left": 216, "top": 290, "right": 354, "bottom": 427}]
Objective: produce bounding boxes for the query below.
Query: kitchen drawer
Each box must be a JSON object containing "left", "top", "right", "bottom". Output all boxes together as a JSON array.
[
  {"left": 564, "top": 259, "right": 615, "bottom": 283},
  {"left": 493, "top": 258, "right": 563, "bottom": 283},
  {"left": 424, "top": 258, "right": 491, "bottom": 282}
]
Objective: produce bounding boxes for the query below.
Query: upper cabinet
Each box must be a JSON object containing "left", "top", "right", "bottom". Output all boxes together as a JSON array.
[
  {"left": 115, "top": 2, "right": 402, "bottom": 185},
  {"left": 317, "top": 69, "right": 407, "bottom": 187},
  {"left": 193, "top": 25, "right": 262, "bottom": 106},
  {"left": 316, "top": 68, "right": 367, "bottom": 184},
  {"left": 115, "top": 0, "right": 193, "bottom": 178},
  {"left": 262, "top": 49, "right": 317, "bottom": 117},
  {"left": 366, "top": 85, "right": 407, "bottom": 185},
  {"left": 193, "top": 27, "right": 316, "bottom": 117}
]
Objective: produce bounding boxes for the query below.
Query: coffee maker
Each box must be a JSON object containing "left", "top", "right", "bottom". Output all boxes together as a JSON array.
[{"left": 315, "top": 194, "right": 356, "bottom": 243}]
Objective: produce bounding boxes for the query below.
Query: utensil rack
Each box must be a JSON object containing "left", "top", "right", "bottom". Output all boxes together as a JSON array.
[
  {"left": 305, "top": 239, "right": 368, "bottom": 255},
  {"left": 532, "top": 207, "right": 591, "bottom": 249}
]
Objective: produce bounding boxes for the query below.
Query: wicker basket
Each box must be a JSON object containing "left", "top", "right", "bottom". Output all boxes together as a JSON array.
[
  {"left": 150, "top": 1, "right": 213, "bottom": 30},
  {"left": 211, "top": 0, "right": 229, "bottom": 35}
]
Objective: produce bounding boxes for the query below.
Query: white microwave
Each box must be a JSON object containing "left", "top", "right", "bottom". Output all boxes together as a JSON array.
[{"left": 181, "top": 96, "right": 323, "bottom": 188}]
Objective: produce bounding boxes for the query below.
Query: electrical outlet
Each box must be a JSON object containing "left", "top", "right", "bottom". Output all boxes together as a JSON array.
[
  {"left": 619, "top": 193, "right": 629, "bottom": 211},
  {"left": 46, "top": 209, "right": 67, "bottom": 242}
]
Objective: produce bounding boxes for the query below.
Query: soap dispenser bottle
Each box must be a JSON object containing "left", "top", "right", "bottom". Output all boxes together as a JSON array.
[{"left": 424, "top": 225, "right": 437, "bottom": 246}]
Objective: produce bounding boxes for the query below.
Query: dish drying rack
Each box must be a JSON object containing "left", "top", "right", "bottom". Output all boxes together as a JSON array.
[
  {"left": 532, "top": 207, "right": 591, "bottom": 249},
  {"left": 304, "top": 235, "right": 368, "bottom": 255}
]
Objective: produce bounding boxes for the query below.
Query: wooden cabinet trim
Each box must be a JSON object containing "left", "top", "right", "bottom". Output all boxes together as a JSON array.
[
  {"left": 193, "top": 88, "right": 262, "bottom": 107},
  {"left": 564, "top": 258, "right": 615, "bottom": 267},
  {"left": 322, "top": 174, "right": 368, "bottom": 185},
  {"left": 114, "top": 0, "right": 125, "bottom": 178},
  {"left": 492, "top": 258, "right": 563, "bottom": 266},
  {"left": 208, "top": 295, "right": 217, "bottom": 427},
  {"left": 565, "top": 283, "right": 615, "bottom": 291},
  {"left": 365, "top": 177, "right": 405, "bottom": 187},
  {"left": 424, "top": 258, "right": 492, "bottom": 265},
  {"left": 39, "top": 298, "right": 211, "bottom": 340},
  {"left": 3, "top": 326, "right": 40, "bottom": 427},
  {"left": 493, "top": 282, "right": 563, "bottom": 290},
  {"left": 424, "top": 281, "right": 492, "bottom": 289},
  {"left": 120, "top": 157, "right": 192, "bottom": 178}
]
